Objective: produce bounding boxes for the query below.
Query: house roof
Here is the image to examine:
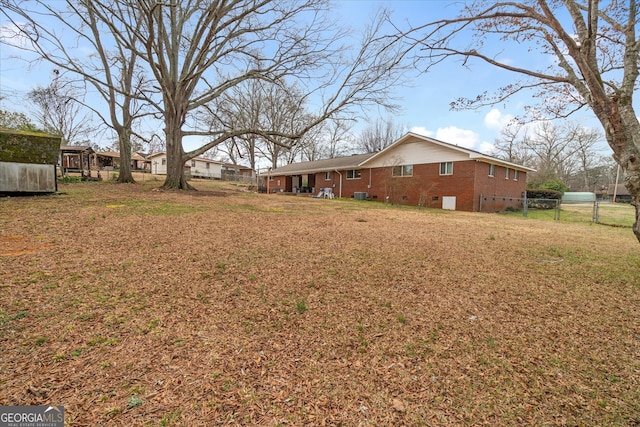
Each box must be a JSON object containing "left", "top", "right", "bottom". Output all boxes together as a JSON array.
[
  {"left": 266, "top": 153, "right": 376, "bottom": 175},
  {"left": 95, "top": 151, "right": 149, "bottom": 161},
  {"left": 369, "top": 132, "right": 536, "bottom": 172},
  {"left": 265, "top": 132, "right": 535, "bottom": 176},
  {"left": 192, "top": 156, "right": 224, "bottom": 164},
  {"left": 96, "top": 151, "right": 120, "bottom": 158},
  {"left": 60, "top": 145, "right": 95, "bottom": 154},
  {"left": 608, "top": 184, "right": 630, "bottom": 196}
]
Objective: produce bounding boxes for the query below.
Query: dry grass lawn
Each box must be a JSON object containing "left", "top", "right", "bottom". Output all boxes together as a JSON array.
[{"left": 1, "top": 178, "right": 639, "bottom": 426}]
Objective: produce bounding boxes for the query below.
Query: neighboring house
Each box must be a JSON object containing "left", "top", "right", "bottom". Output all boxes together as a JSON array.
[
  {"left": 131, "top": 153, "right": 150, "bottom": 171},
  {"left": 0, "top": 129, "right": 61, "bottom": 193},
  {"left": 60, "top": 145, "right": 95, "bottom": 176},
  {"left": 148, "top": 152, "right": 169, "bottom": 175},
  {"left": 607, "top": 184, "right": 631, "bottom": 203},
  {"left": 95, "top": 151, "right": 151, "bottom": 171},
  {"left": 95, "top": 151, "right": 120, "bottom": 169},
  {"left": 187, "top": 156, "right": 223, "bottom": 179},
  {"left": 147, "top": 152, "right": 252, "bottom": 180},
  {"left": 221, "top": 163, "right": 255, "bottom": 182},
  {"left": 263, "top": 132, "right": 535, "bottom": 212}
]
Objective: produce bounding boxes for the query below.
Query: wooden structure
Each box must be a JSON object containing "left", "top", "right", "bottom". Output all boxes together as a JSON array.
[
  {"left": 95, "top": 151, "right": 151, "bottom": 172},
  {"left": 0, "top": 129, "right": 61, "bottom": 194},
  {"left": 60, "top": 145, "right": 95, "bottom": 177}
]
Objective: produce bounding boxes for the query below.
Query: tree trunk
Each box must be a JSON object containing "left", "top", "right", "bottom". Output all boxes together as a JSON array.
[
  {"left": 116, "top": 128, "right": 135, "bottom": 184},
  {"left": 597, "top": 101, "right": 640, "bottom": 244},
  {"left": 161, "top": 120, "right": 193, "bottom": 190},
  {"left": 623, "top": 160, "right": 640, "bottom": 244},
  {"left": 631, "top": 191, "right": 640, "bottom": 243}
]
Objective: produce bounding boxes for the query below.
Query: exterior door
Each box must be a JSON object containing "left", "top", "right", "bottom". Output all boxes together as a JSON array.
[{"left": 442, "top": 196, "right": 456, "bottom": 210}]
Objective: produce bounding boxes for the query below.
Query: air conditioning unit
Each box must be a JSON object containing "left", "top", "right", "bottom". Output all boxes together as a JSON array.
[{"left": 353, "top": 192, "right": 368, "bottom": 200}]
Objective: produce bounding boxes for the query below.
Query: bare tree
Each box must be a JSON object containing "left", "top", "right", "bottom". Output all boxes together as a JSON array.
[
  {"left": 525, "top": 121, "right": 581, "bottom": 185},
  {"left": 491, "top": 122, "right": 534, "bottom": 167},
  {"left": 208, "top": 78, "right": 265, "bottom": 170},
  {"left": 493, "top": 120, "right": 605, "bottom": 190},
  {"left": 405, "top": 0, "right": 640, "bottom": 242},
  {"left": 318, "top": 118, "right": 355, "bottom": 159},
  {"left": 209, "top": 77, "right": 312, "bottom": 170},
  {"left": 355, "top": 117, "right": 405, "bottom": 153},
  {"left": 565, "top": 122, "right": 603, "bottom": 191},
  {"left": 97, "top": 0, "right": 408, "bottom": 189},
  {"left": 27, "top": 75, "right": 94, "bottom": 144},
  {"left": 298, "top": 118, "right": 354, "bottom": 162},
  {"left": 1, "top": 0, "right": 154, "bottom": 183}
]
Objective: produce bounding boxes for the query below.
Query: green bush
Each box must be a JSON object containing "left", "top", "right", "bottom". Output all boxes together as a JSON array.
[
  {"left": 538, "top": 179, "right": 569, "bottom": 193},
  {"left": 59, "top": 176, "right": 83, "bottom": 183},
  {"left": 525, "top": 189, "right": 562, "bottom": 200}
]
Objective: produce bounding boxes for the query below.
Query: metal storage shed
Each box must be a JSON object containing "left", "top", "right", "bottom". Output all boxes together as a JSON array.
[
  {"left": 561, "top": 192, "right": 597, "bottom": 203},
  {"left": 0, "top": 129, "right": 61, "bottom": 194}
]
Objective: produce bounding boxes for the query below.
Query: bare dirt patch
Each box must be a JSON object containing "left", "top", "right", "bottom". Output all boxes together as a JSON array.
[{"left": 1, "top": 180, "right": 639, "bottom": 426}]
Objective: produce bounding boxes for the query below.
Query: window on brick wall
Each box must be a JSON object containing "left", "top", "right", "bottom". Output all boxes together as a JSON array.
[
  {"left": 505, "top": 167, "right": 510, "bottom": 179},
  {"left": 324, "top": 171, "right": 332, "bottom": 180},
  {"left": 346, "top": 169, "right": 361, "bottom": 179},
  {"left": 488, "top": 164, "right": 495, "bottom": 177},
  {"left": 392, "top": 164, "right": 413, "bottom": 177},
  {"left": 513, "top": 170, "right": 519, "bottom": 181},
  {"left": 439, "top": 162, "right": 453, "bottom": 175}
]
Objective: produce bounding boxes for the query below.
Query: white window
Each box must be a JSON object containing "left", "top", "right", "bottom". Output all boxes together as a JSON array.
[
  {"left": 191, "top": 160, "right": 196, "bottom": 167},
  {"left": 346, "top": 169, "right": 361, "bottom": 179},
  {"left": 161, "top": 158, "right": 166, "bottom": 166},
  {"left": 488, "top": 164, "right": 495, "bottom": 177},
  {"left": 269, "top": 175, "right": 274, "bottom": 181},
  {"left": 513, "top": 170, "right": 519, "bottom": 181},
  {"left": 324, "top": 171, "right": 332, "bottom": 180},
  {"left": 505, "top": 167, "right": 510, "bottom": 179},
  {"left": 392, "top": 164, "right": 413, "bottom": 177},
  {"left": 439, "top": 162, "right": 453, "bottom": 175}
]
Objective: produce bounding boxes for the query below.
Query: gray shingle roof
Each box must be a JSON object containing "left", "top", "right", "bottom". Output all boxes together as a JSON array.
[{"left": 268, "top": 152, "right": 376, "bottom": 175}]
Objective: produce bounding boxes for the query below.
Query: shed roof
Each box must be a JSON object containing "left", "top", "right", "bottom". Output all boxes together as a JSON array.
[
  {"left": 562, "top": 192, "right": 596, "bottom": 202},
  {"left": 608, "top": 184, "right": 630, "bottom": 196},
  {"left": 96, "top": 151, "right": 120, "bottom": 158},
  {"left": 1, "top": 129, "right": 61, "bottom": 164},
  {"left": 60, "top": 145, "right": 95, "bottom": 154}
]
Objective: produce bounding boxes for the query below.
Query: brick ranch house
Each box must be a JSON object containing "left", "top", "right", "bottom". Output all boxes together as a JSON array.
[{"left": 263, "top": 132, "right": 535, "bottom": 212}]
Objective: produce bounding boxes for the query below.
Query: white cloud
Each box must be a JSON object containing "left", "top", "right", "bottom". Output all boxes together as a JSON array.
[
  {"left": 479, "top": 141, "right": 495, "bottom": 154},
  {"left": 435, "top": 126, "right": 479, "bottom": 149},
  {"left": 484, "top": 108, "right": 514, "bottom": 131},
  {"left": 0, "top": 22, "right": 34, "bottom": 50},
  {"left": 409, "top": 126, "right": 433, "bottom": 137}
]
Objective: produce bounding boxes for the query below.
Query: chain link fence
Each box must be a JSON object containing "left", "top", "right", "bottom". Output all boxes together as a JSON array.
[{"left": 480, "top": 194, "right": 634, "bottom": 227}]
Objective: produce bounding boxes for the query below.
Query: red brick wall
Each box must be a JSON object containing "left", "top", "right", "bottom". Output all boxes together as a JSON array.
[
  {"left": 473, "top": 162, "right": 527, "bottom": 212},
  {"left": 268, "top": 160, "right": 527, "bottom": 212}
]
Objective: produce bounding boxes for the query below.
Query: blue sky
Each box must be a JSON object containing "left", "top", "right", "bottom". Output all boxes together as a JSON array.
[
  {"left": 332, "top": 0, "right": 615, "bottom": 155},
  {"left": 0, "top": 1, "right": 617, "bottom": 158}
]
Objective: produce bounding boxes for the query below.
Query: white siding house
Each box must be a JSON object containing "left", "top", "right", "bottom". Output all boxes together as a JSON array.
[
  {"left": 147, "top": 152, "right": 224, "bottom": 179},
  {"left": 188, "top": 157, "right": 223, "bottom": 179},
  {"left": 148, "top": 152, "right": 168, "bottom": 175}
]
